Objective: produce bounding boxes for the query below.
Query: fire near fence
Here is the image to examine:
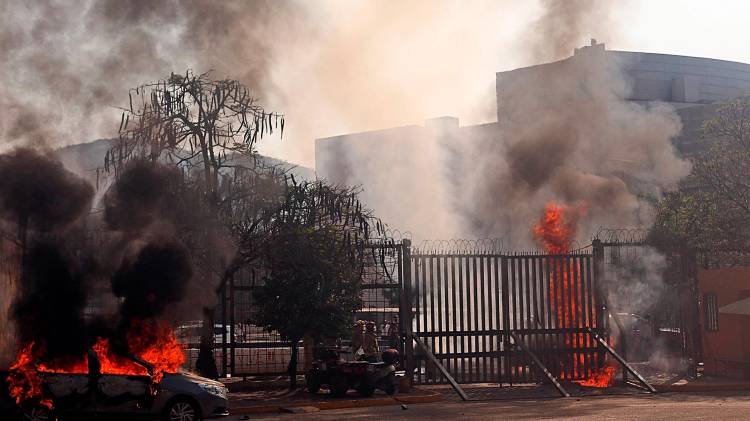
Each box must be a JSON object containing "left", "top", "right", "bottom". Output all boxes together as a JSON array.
[
  {"left": 409, "top": 250, "right": 605, "bottom": 385},
  {"left": 2, "top": 233, "right": 696, "bottom": 385},
  {"left": 207, "top": 236, "right": 699, "bottom": 387}
]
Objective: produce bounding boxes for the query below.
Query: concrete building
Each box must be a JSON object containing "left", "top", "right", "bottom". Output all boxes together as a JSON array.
[
  {"left": 496, "top": 41, "right": 750, "bottom": 155},
  {"left": 497, "top": 41, "right": 750, "bottom": 117},
  {"left": 315, "top": 42, "right": 750, "bottom": 240}
]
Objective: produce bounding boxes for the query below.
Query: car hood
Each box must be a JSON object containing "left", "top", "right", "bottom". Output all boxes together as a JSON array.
[{"left": 163, "top": 371, "right": 225, "bottom": 388}]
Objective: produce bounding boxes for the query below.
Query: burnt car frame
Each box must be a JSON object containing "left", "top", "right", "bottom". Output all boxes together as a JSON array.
[{"left": 2, "top": 351, "right": 228, "bottom": 421}]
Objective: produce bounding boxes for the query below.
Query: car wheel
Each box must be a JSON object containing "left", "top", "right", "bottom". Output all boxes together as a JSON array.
[
  {"left": 306, "top": 371, "right": 321, "bottom": 394},
  {"left": 329, "top": 373, "right": 349, "bottom": 398},
  {"left": 163, "top": 398, "right": 202, "bottom": 421},
  {"left": 21, "top": 404, "right": 56, "bottom": 421}
]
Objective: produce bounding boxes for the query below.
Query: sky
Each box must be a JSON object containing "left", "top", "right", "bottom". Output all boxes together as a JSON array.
[{"left": 1, "top": 0, "right": 749, "bottom": 168}]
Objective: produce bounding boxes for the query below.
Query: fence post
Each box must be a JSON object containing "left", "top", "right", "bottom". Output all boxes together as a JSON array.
[
  {"left": 686, "top": 247, "right": 701, "bottom": 378},
  {"left": 220, "top": 278, "right": 228, "bottom": 377},
  {"left": 400, "top": 239, "right": 415, "bottom": 382},
  {"left": 501, "top": 255, "right": 511, "bottom": 386},
  {"left": 229, "top": 271, "right": 236, "bottom": 377},
  {"left": 591, "top": 239, "right": 606, "bottom": 370}
]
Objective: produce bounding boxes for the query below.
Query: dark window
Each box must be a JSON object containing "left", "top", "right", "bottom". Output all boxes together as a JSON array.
[{"left": 704, "top": 293, "right": 719, "bottom": 331}]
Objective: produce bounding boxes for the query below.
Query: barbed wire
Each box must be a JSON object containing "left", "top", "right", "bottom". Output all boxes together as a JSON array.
[
  {"left": 369, "top": 228, "right": 411, "bottom": 244},
  {"left": 412, "top": 238, "right": 504, "bottom": 255},
  {"left": 592, "top": 227, "right": 647, "bottom": 244}
]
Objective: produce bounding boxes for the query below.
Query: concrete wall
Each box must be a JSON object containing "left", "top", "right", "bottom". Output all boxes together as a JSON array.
[
  {"left": 698, "top": 267, "right": 750, "bottom": 378},
  {"left": 614, "top": 51, "right": 750, "bottom": 105}
]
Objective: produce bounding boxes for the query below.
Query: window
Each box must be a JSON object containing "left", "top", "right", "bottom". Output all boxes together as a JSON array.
[{"left": 704, "top": 293, "right": 719, "bottom": 331}]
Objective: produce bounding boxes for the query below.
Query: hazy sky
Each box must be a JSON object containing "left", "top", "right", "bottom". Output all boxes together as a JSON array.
[
  {"left": 247, "top": 0, "right": 750, "bottom": 165},
  {"left": 1, "top": 0, "right": 749, "bottom": 167}
]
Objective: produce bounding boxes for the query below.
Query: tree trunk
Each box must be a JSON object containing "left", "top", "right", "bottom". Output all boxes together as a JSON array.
[
  {"left": 196, "top": 307, "right": 219, "bottom": 379},
  {"left": 303, "top": 334, "right": 314, "bottom": 371},
  {"left": 288, "top": 340, "right": 299, "bottom": 389}
]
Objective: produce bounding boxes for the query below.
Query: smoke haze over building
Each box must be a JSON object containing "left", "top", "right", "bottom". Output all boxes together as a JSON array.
[{"left": 0, "top": 0, "right": 632, "bottom": 166}]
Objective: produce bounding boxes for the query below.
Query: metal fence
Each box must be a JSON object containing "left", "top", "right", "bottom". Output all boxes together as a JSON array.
[
  {"left": 597, "top": 230, "right": 701, "bottom": 376},
  {"left": 206, "top": 239, "right": 408, "bottom": 378},
  {"left": 408, "top": 248, "right": 605, "bottom": 385}
]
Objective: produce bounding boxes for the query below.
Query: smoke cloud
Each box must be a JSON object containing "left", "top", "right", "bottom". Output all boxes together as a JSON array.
[
  {"left": 0, "top": 0, "right": 557, "bottom": 166},
  {"left": 0, "top": 147, "right": 94, "bottom": 232},
  {"left": 529, "top": 0, "right": 619, "bottom": 62},
  {"left": 12, "top": 242, "right": 92, "bottom": 359},
  {"left": 103, "top": 160, "right": 177, "bottom": 234},
  {"left": 112, "top": 240, "right": 193, "bottom": 326},
  {"left": 315, "top": 1, "right": 687, "bottom": 244},
  {"left": 0, "top": 148, "right": 97, "bottom": 360},
  {"left": 0, "top": 0, "right": 300, "bottom": 149},
  {"left": 463, "top": 47, "right": 691, "bottom": 246},
  {"left": 0, "top": 149, "right": 203, "bottom": 363}
]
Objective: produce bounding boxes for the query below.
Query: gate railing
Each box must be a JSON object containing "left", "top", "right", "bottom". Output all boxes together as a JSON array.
[{"left": 405, "top": 245, "right": 609, "bottom": 385}]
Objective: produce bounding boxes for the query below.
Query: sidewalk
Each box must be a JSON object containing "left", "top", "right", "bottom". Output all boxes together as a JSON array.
[
  {"left": 227, "top": 384, "right": 442, "bottom": 415},
  {"left": 223, "top": 373, "right": 750, "bottom": 415},
  {"left": 634, "top": 363, "right": 750, "bottom": 392},
  {"left": 652, "top": 375, "right": 750, "bottom": 392}
]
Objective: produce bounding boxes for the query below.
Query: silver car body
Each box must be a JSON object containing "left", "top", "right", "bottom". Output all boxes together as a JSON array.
[{"left": 35, "top": 355, "right": 229, "bottom": 419}]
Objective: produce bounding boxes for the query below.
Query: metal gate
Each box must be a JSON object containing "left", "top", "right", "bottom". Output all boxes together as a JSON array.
[
  {"left": 207, "top": 231, "right": 700, "bottom": 382},
  {"left": 407, "top": 242, "right": 607, "bottom": 385},
  {"left": 209, "top": 239, "right": 409, "bottom": 377},
  {"left": 597, "top": 229, "right": 701, "bottom": 376}
]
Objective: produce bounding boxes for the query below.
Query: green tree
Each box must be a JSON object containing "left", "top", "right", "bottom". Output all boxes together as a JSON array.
[
  {"left": 654, "top": 95, "right": 750, "bottom": 262},
  {"left": 250, "top": 180, "right": 384, "bottom": 388}
]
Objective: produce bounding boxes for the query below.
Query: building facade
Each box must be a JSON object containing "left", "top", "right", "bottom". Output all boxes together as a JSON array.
[{"left": 315, "top": 43, "right": 750, "bottom": 241}]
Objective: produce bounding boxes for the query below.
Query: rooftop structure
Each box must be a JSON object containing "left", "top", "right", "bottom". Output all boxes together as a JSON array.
[{"left": 315, "top": 43, "right": 750, "bottom": 240}]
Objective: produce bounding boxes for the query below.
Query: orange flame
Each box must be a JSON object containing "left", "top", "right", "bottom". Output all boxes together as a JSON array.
[
  {"left": 6, "top": 319, "right": 185, "bottom": 407},
  {"left": 7, "top": 343, "right": 52, "bottom": 408},
  {"left": 577, "top": 365, "right": 617, "bottom": 387},
  {"left": 533, "top": 202, "right": 614, "bottom": 387},
  {"left": 533, "top": 203, "right": 575, "bottom": 254}
]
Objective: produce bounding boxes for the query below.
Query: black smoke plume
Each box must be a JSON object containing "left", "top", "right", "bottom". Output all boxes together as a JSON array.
[
  {"left": 0, "top": 147, "right": 93, "bottom": 232},
  {"left": 12, "top": 242, "right": 92, "bottom": 359},
  {"left": 0, "top": 148, "right": 97, "bottom": 360},
  {"left": 103, "top": 160, "right": 177, "bottom": 233},
  {"left": 112, "top": 240, "right": 193, "bottom": 328},
  {"left": 102, "top": 159, "right": 198, "bottom": 327},
  {"left": 0, "top": 150, "right": 199, "bottom": 364}
]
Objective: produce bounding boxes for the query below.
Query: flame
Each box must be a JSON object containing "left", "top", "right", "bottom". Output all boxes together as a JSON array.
[
  {"left": 533, "top": 202, "right": 614, "bottom": 387},
  {"left": 126, "top": 319, "right": 185, "bottom": 383},
  {"left": 533, "top": 203, "right": 575, "bottom": 254},
  {"left": 7, "top": 343, "right": 52, "bottom": 408},
  {"left": 6, "top": 319, "right": 185, "bottom": 407},
  {"left": 577, "top": 364, "right": 617, "bottom": 387}
]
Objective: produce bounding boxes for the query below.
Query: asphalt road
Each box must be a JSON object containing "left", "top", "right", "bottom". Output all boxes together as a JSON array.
[{"left": 235, "top": 391, "right": 750, "bottom": 420}]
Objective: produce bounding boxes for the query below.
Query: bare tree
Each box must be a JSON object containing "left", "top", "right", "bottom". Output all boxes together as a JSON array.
[
  {"left": 107, "top": 70, "right": 284, "bottom": 377},
  {"left": 107, "top": 69, "right": 283, "bottom": 192}
]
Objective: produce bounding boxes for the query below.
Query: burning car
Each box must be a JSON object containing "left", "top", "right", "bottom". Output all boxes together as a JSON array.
[{"left": 3, "top": 348, "right": 228, "bottom": 421}]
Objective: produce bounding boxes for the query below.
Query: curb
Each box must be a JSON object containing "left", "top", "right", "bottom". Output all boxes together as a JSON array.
[
  {"left": 230, "top": 391, "right": 443, "bottom": 415},
  {"left": 655, "top": 383, "right": 750, "bottom": 393}
]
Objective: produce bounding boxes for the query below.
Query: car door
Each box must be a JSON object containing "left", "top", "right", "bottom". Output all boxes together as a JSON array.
[{"left": 93, "top": 356, "right": 154, "bottom": 416}]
